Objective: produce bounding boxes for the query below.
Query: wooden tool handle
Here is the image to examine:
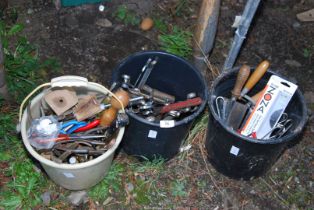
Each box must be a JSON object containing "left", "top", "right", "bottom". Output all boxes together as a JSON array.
[
  {"left": 100, "top": 107, "right": 117, "bottom": 127},
  {"left": 160, "top": 97, "right": 202, "bottom": 114},
  {"left": 101, "top": 89, "right": 130, "bottom": 126},
  {"left": 251, "top": 90, "right": 264, "bottom": 103},
  {"left": 241, "top": 60, "right": 270, "bottom": 97},
  {"left": 231, "top": 65, "right": 250, "bottom": 99},
  {"left": 142, "top": 85, "right": 175, "bottom": 103},
  {"left": 110, "top": 88, "right": 130, "bottom": 110}
]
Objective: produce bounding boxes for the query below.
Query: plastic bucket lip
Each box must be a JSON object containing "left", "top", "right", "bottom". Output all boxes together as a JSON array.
[
  {"left": 208, "top": 68, "right": 308, "bottom": 145},
  {"left": 20, "top": 86, "right": 125, "bottom": 170},
  {"left": 112, "top": 50, "right": 209, "bottom": 127}
]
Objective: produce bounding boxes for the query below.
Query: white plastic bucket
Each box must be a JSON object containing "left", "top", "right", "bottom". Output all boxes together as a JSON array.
[{"left": 19, "top": 76, "right": 125, "bottom": 190}]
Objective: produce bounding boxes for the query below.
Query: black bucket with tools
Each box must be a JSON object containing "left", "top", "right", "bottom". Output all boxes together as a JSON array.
[
  {"left": 206, "top": 64, "right": 308, "bottom": 180},
  {"left": 111, "top": 51, "right": 208, "bottom": 160}
]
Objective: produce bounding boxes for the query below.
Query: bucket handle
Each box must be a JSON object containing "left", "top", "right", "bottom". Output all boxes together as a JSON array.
[
  {"left": 17, "top": 76, "right": 125, "bottom": 132},
  {"left": 51, "top": 75, "right": 88, "bottom": 87}
]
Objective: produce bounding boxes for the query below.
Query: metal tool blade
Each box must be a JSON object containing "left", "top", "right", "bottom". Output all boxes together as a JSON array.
[{"left": 226, "top": 102, "right": 250, "bottom": 130}]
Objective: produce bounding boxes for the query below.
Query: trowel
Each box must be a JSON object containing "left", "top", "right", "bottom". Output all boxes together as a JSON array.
[
  {"left": 226, "top": 60, "right": 270, "bottom": 130},
  {"left": 224, "top": 64, "right": 251, "bottom": 121}
]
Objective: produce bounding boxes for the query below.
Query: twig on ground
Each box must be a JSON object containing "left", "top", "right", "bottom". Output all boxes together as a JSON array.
[
  {"left": 193, "top": 36, "right": 220, "bottom": 78},
  {"left": 198, "top": 134, "right": 236, "bottom": 209},
  {"left": 260, "top": 178, "right": 289, "bottom": 207}
]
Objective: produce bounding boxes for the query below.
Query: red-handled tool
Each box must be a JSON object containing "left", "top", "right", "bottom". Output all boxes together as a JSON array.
[
  {"left": 74, "top": 119, "right": 100, "bottom": 133},
  {"left": 159, "top": 97, "right": 202, "bottom": 114}
]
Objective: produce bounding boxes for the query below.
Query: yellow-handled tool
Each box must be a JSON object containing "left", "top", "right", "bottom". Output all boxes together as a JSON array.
[{"left": 240, "top": 60, "right": 270, "bottom": 97}]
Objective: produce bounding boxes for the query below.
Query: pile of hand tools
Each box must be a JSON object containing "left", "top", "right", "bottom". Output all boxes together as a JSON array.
[
  {"left": 215, "top": 60, "right": 297, "bottom": 140},
  {"left": 112, "top": 56, "right": 203, "bottom": 123},
  {"left": 27, "top": 87, "right": 129, "bottom": 164},
  {"left": 27, "top": 56, "right": 203, "bottom": 164}
]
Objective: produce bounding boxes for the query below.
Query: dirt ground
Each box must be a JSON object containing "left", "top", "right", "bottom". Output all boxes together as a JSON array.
[{"left": 4, "top": 0, "right": 314, "bottom": 209}]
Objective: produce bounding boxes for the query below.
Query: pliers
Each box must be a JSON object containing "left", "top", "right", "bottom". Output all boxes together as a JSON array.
[
  {"left": 60, "top": 119, "right": 100, "bottom": 134},
  {"left": 61, "top": 120, "right": 87, "bottom": 134},
  {"left": 73, "top": 119, "right": 100, "bottom": 133}
]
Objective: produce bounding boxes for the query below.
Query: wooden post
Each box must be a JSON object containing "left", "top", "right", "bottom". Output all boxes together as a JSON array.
[
  {"left": 193, "top": 0, "right": 220, "bottom": 75},
  {"left": 0, "top": 39, "right": 11, "bottom": 101}
]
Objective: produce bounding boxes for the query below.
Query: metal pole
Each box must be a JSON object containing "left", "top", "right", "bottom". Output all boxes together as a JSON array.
[{"left": 223, "top": 0, "right": 261, "bottom": 71}]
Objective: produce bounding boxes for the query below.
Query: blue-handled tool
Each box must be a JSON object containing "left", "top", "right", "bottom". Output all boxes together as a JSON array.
[{"left": 60, "top": 120, "right": 87, "bottom": 134}]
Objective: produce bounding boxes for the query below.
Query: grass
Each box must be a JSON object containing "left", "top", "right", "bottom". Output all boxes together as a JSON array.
[
  {"left": 171, "top": 179, "right": 188, "bottom": 197},
  {"left": 0, "top": 104, "right": 47, "bottom": 209},
  {"left": 0, "top": 20, "right": 60, "bottom": 103},
  {"left": 158, "top": 26, "right": 193, "bottom": 58},
  {"left": 88, "top": 163, "right": 125, "bottom": 201},
  {"left": 0, "top": 159, "right": 47, "bottom": 210},
  {"left": 0, "top": 19, "right": 60, "bottom": 209},
  {"left": 113, "top": 5, "right": 140, "bottom": 26},
  {"left": 88, "top": 158, "right": 166, "bottom": 206},
  {"left": 173, "top": 0, "right": 188, "bottom": 16},
  {"left": 303, "top": 45, "right": 313, "bottom": 59},
  {"left": 268, "top": 163, "right": 313, "bottom": 208},
  {"left": 153, "top": 18, "right": 168, "bottom": 33},
  {"left": 178, "top": 112, "right": 208, "bottom": 161},
  {"left": 0, "top": 5, "right": 311, "bottom": 210},
  {"left": 128, "top": 158, "right": 166, "bottom": 205},
  {"left": 153, "top": 6, "right": 193, "bottom": 59},
  {"left": 129, "top": 157, "right": 165, "bottom": 173},
  {"left": 112, "top": 5, "right": 193, "bottom": 59}
]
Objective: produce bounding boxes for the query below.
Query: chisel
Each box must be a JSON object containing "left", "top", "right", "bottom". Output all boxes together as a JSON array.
[{"left": 240, "top": 60, "right": 270, "bottom": 98}]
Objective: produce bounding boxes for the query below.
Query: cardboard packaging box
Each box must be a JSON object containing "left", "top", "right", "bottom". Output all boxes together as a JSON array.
[{"left": 241, "top": 75, "right": 298, "bottom": 139}]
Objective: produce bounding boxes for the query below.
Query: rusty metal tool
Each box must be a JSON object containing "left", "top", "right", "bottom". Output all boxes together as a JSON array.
[
  {"left": 158, "top": 97, "right": 202, "bottom": 114},
  {"left": 73, "top": 95, "right": 102, "bottom": 121},
  {"left": 36, "top": 134, "right": 107, "bottom": 144},
  {"left": 141, "top": 84, "right": 175, "bottom": 103},
  {"left": 128, "top": 88, "right": 169, "bottom": 104}
]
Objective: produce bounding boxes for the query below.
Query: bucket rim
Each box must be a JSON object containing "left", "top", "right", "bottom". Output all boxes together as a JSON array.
[
  {"left": 20, "top": 83, "right": 125, "bottom": 170},
  {"left": 208, "top": 67, "right": 308, "bottom": 144},
  {"left": 112, "top": 50, "right": 209, "bottom": 127}
]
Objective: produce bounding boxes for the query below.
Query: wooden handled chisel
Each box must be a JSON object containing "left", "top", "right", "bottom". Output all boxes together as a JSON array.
[
  {"left": 240, "top": 60, "right": 270, "bottom": 97},
  {"left": 224, "top": 65, "right": 250, "bottom": 120},
  {"left": 227, "top": 60, "right": 270, "bottom": 130}
]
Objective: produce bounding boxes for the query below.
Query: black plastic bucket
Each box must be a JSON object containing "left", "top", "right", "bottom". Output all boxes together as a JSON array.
[
  {"left": 206, "top": 68, "right": 308, "bottom": 180},
  {"left": 112, "top": 51, "right": 208, "bottom": 160}
]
